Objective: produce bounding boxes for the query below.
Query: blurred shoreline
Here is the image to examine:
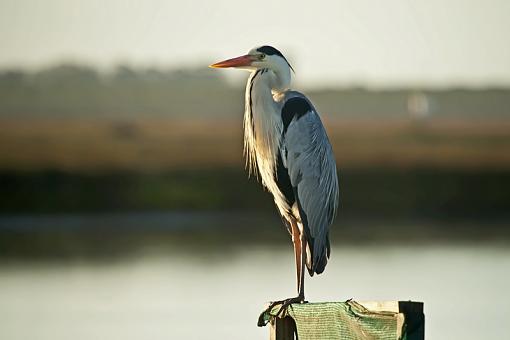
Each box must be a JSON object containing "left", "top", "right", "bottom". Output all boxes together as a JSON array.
[{"left": 1, "top": 210, "right": 509, "bottom": 260}]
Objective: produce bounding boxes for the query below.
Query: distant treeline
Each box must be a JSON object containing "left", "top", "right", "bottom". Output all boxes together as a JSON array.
[
  {"left": 0, "top": 64, "right": 242, "bottom": 118},
  {"left": 1, "top": 63, "right": 509, "bottom": 118},
  {"left": 2, "top": 168, "right": 510, "bottom": 220}
]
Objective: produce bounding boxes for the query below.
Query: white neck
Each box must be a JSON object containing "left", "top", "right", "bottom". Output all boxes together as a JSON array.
[
  {"left": 249, "top": 68, "right": 284, "bottom": 126},
  {"left": 249, "top": 66, "right": 291, "bottom": 110},
  {"left": 243, "top": 67, "right": 288, "bottom": 182},
  {"left": 264, "top": 65, "right": 291, "bottom": 93}
]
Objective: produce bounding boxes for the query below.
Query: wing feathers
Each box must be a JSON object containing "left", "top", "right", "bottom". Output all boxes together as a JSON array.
[{"left": 281, "top": 95, "right": 339, "bottom": 275}]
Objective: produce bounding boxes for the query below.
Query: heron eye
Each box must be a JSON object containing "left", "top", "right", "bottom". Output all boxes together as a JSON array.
[{"left": 259, "top": 54, "right": 266, "bottom": 60}]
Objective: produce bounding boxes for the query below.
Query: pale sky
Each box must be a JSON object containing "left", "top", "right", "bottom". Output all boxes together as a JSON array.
[{"left": 1, "top": 0, "right": 509, "bottom": 88}]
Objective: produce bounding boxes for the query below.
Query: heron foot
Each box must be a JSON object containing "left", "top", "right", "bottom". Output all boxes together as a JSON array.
[{"left": 257, "top": 296, "right": 307, "bottom": 327}]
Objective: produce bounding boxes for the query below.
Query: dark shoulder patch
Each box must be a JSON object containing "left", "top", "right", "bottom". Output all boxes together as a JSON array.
[
  {"left": 281, "top": 97, "right": 312, "bottom": 134},
  {"left": 275, "top": 150, "right": 295, "bottom": 207}
]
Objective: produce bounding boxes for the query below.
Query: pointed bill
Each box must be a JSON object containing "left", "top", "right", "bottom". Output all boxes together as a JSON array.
[{"left": 209, "top": 54, "right": 254, "bottom": 68}]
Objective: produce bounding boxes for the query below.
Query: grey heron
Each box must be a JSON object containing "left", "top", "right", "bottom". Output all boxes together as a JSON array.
[{"left": 210, "top": 46, "right": 339, "bottom": 317}]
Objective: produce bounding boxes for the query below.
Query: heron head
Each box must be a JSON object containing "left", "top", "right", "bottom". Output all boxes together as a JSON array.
[{"left": 209, "top": 45, "right": 294, "bottom": 73}]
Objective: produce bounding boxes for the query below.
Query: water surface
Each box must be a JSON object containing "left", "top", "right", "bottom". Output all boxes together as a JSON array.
[{"left": 1, "top": 244, "right": 508, "bottom": 340}]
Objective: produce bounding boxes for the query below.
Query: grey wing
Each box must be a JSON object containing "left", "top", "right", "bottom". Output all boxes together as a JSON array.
[{"left": 282, "top": 97, "right": 339, "bottom": 275}]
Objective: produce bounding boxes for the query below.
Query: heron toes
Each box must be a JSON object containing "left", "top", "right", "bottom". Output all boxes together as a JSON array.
[
  {"left": 275, "top": 296, "right": 307, "bottom": 318},
  {"left": 257, "top": 296, "right": 307, "bottom": 327}
]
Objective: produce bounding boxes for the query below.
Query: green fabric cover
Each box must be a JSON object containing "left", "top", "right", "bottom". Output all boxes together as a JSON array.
[{"left": 261, "top": 300, "right": 404, "bottom": 340}]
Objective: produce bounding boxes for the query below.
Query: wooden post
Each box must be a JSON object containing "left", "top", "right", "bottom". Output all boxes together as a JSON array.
[
  {"left": 269, "top": 316, "right": 297, "bottom": 340},
  {"left": 398, "top": 301, "right": 425, "bottom": 340}
]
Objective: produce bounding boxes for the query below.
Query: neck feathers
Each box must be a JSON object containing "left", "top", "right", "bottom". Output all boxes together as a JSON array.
[
  {"left": 269, "top": 65, "right": 291, "bottom": 93},
  {"left": 243, "top": 69, "right": 286, "bottom": 185}
]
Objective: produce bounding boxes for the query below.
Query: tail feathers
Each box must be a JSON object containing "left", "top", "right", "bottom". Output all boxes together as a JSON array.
[
  {"left": 314, "top": 250, "right": 329, "bottom": 274},
  {"left": 306, "top": 261, "right": 314, "bottom": 277},
  {"left": 306, "top": 234, "right": 331, "bottom": 276}
]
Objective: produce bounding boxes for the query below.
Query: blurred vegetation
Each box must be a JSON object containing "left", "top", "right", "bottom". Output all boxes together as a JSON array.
[
  {"left": 0, "top": 64, "right": 241, "bottom": 118},
  {"left": 0, "top": 63, "right": 509, "bottom": 257},
  {"left": 1, "top": 63, "right": 510, "bottom": 119}
]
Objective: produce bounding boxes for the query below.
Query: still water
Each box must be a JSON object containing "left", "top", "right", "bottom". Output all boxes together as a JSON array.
[{"left": 1, "top": 244, "right": 509, "bottom": 340}]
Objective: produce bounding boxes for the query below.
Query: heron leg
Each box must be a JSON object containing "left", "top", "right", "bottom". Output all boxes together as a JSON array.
[
  {"left": 272, "top": 222, "right": 306, "bottom": 317},
  {"left": 257, "top": 219, "right": 306, "bottom": 327},
  {"left": 298, "top": 228, "right": 306, "bottom": 300},
  {"left": 291, "top": 219, "right": 303, "bottom": 296}
]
